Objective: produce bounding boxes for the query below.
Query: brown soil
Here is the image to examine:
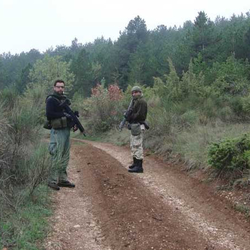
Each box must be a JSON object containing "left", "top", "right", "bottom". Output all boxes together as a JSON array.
[{"left": 44, "top": 139, "right": 250, "bottom": 250}]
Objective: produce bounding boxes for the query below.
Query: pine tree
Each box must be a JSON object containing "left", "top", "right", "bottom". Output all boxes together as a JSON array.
[{"left": 71, "top": 49, "right": 93, "bottom": 97}]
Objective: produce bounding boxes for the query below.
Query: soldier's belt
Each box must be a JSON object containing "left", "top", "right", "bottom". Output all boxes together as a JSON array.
[{"left": 51, "top": 117, "right": 68, "bottom": 129}]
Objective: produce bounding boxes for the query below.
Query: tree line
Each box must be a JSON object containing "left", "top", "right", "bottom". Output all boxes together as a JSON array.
[{"left": 1, "top": 11, "right": 250, "bottom": 97}]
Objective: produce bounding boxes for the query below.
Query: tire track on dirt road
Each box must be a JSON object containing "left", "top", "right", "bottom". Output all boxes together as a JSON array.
[
  {"left": 44, "top": 139, "right": 250, "bottom": 250},
  {"left": 74, "top": 139, "right": 250, "bottom": 250},
  {"left": 73, "top": 143, "right": 209, "bottom": 249}
]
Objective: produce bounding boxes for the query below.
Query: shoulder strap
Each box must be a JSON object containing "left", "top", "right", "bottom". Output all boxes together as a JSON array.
[{"left": 46, "top": 95, "right": 61, "bottom": 104}]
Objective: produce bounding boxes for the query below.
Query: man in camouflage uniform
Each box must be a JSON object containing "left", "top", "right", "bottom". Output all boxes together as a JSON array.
[
  {"left": 46, "top": 80, "right": 76, "bottom": 190},
  {"left": 127, "top": 86, "right": 148, "bottom": 173}
]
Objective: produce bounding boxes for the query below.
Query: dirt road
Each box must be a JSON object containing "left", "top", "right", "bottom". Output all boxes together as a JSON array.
[{"left": 44, "top": 139, "right": 250, "bottom": 250}]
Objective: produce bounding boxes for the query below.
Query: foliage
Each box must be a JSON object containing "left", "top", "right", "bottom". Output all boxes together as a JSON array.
[
  {"left": 0, "top": 117, "right": 48, "bottom": 205},
  {"left": 29, "top": 54, "right": 75, "bottom": 94},
  {"left": 0, "top": 87, "right": 18, "bottom": 110},
  {"left": 0, "top": 185, "right": 51, "bottom": 250},
  {"left": 70, "top": 48, "right": 93, "bottom": 96},
  {"left": 80, "top": 84, "right": 124, "bottom": 133},
  {"left": 208, "top": 134, "right": 250, "bottom": 179},
  {"left": 153, "top": 59, "right": 210, "bottom": 104},
  {"left": 241, "top": 94, "right": 250, "bottom": 116},
  {"left": 1, "top": 12, "right": 250, "bottom": 97},
  {"left": 209, "top": 55, "right": 250, "bottom": 96},
  {"left": 0, "top": 49, "right": 41, "bottom": 90},
  {"left": 0, "top": 85, "right": 51, "bottom": 248}
]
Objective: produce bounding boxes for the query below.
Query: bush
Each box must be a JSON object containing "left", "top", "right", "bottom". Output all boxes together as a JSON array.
[
  {"left": 218, "top": 106, "right": 234, "bottom": 122},
  {"left": 208, "top": 134, "right": 250, "bottom": 179},
  {"left": 0, "top": 88, "right": 18, "bottom": 110},
  {"left": 0, "top": 85, "right": 51, "bottom": 249},
  {"left": 229, "top": 96, "right": 245, "bottom": 118},
  {"left": 241, "top": 94, "right": 250, "bottom": 119},
  {"left": 180, "top": 110, "right": 199, "bottom": 127},
  {"left": 209, "top": 55, "right": 250, "bottom": 96},
  {"left": 0, "top": 84, "right": 50, "bottom": 215},
  {"left": 81, "top": 84, "right": 124, "bottom": 133},
  {"left": 0, "top": 185, "right": 51, "bottom": 250}
]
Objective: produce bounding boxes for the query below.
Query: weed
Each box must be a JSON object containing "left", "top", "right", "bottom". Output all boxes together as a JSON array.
[{"left": 233, "top": 203, "right": 250, "bottom": 218}]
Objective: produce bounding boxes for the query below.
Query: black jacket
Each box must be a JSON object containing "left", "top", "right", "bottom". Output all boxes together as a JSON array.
[{"left": 46, "top": 96, "right": 66, "bottom": 120}]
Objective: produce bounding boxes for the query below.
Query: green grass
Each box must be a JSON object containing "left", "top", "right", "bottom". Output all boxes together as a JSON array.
[
  {"left": 0, "top": 185, "right": 52, "bottom": 250},
  {"left": 233, "top": 203, "right": 250, "bottom": 218},
  {"left": 173, "top": 122, "right": 250, "bottom": 170}
]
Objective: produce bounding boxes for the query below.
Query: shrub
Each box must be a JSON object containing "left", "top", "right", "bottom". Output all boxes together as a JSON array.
[
  {"left": 241, "top": 94, "right": 250, "bottom": 119},
  {"left": 180, "top": 110, "right": 199, "bottom": 127},
  {"left": 210, "top": 55, "right": 250, "bottom": 96},
  {"left": 208, "top": 134, "right": 250, "bottom": 179},
  {"left": 0, "top": 84, "right": 51, "bottom": 250},
  {"left": 29, "top": 54, "right": 75, "bottom": 94},
  {"left": 81, "top": 84, "right": 124, "bottom": 133},
  {"left": 229, "top": 96, "right": 245, "bottom": 118},
  {"left": 0, "top": 88, "right": 18, "bottom": 110},
  {"left": 218, "top": 106, "right": 234, "bottom": 122},
  {"left": 0, "top": 84, "right": 50, "bottom": 214}
]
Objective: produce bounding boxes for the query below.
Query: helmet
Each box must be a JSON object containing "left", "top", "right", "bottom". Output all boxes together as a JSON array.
[{"left": 131, "top": 86, "right": 142, "bottom": 93}]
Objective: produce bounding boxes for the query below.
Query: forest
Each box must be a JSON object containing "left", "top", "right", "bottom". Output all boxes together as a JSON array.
[{"left": 1, "top": 12, "right": 250, "bottom": 95}]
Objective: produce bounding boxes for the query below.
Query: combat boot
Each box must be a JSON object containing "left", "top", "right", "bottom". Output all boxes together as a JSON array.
[
  {"left": 58, "top": 180, "right": 75, "bottom": 188},
  {"left": 48, "top": 182, "right": 60, "bottom": 191},
  {"left": 129, "top": 157, "right": 136, "bottom": 169},
  {"left": 128, "top": 159, "right": 143, "bottom": 173}
]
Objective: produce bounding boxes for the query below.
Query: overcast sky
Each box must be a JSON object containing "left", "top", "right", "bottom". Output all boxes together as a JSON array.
[{"left": 0, "top": 0, "right": 249, "bottom": 55}]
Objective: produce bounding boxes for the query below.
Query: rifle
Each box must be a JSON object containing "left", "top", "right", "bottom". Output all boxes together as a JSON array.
[
  {"left": 60, "top": 100, "right": 86, "bottom": 136},
  {"left": 119, "top": 99, "right": 134, "bottom": 131}
]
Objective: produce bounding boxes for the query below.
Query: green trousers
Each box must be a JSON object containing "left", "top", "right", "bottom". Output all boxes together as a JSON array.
[{"left": 48, "top": 128, "right": 70, "bottom": 184}]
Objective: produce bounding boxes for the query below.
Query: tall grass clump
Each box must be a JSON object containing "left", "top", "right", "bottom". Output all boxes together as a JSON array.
[{"left": 0, "top": 84, "right": 51, "bottom": 249}]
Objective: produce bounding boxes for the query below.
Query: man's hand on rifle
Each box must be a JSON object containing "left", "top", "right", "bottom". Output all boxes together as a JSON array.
[{"left": 73, "top": 124, "right": 78, "bottom": 132}]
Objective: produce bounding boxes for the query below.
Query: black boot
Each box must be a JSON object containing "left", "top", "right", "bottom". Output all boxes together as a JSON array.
[
  {"left": 128, "top": 159, "right": 143, "bottom": 173},
  {"left": 58, "top": 180, "right": 75, "bottom": 188},
  {"left": 129, "top": 157, "right": 136, "bottom": 169},
  {"left": 48, "top": 182, "right": 60, "bottom": 191}
]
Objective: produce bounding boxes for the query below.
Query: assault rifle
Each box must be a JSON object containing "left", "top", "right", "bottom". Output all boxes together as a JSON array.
[
  {"left": 60, "top": 99, "right": 86, "bottom": 136},
  {"left": 119, "top": 99, "right": 134, "bottom": 131}
]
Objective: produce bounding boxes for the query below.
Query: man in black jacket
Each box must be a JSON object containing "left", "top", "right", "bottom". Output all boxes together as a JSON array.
[
  {"left": 46, "top": 80, "right": 76, "bottom": 190},
  {"left": 127, "top": 86, "right": 148, "bottom": 173}
]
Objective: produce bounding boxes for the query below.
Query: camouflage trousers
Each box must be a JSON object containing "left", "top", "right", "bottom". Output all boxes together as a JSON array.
[
  {"left": 48, "top": 128, "right": 70, "bottom": 184},
  {"left": 130, "top": 131, "right": 144, "bottom": 160}
]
